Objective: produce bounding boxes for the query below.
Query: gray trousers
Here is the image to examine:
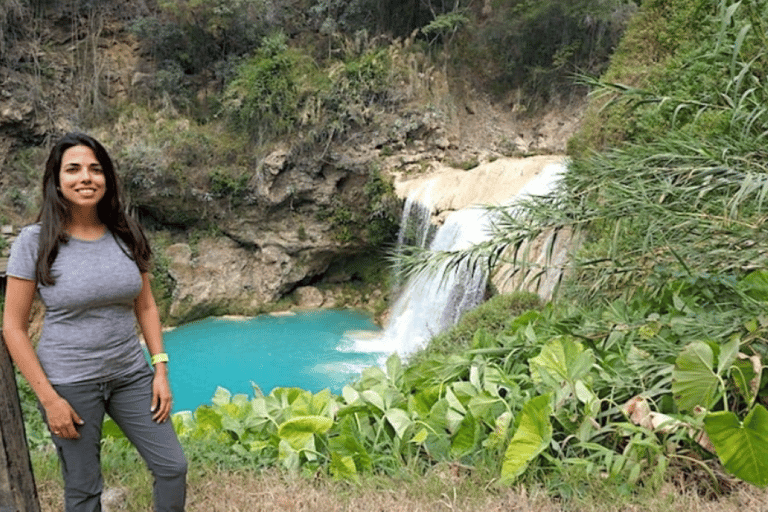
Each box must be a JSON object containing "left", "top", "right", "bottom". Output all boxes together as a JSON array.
[{"left": 46, "top": 366, "right": 187, "bottom": 512}]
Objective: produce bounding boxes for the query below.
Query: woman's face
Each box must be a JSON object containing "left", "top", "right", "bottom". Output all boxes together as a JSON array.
[{"left": 58, "top": 145, "right": 107, "bottom": 210}]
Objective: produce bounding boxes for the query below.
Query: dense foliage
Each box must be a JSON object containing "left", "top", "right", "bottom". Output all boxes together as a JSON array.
[
  {"left": 10, "top": 0, "right": 768, "bottom": 502},
  {"left": 397, "top": 0, "right": 768, "bottom": 488}
]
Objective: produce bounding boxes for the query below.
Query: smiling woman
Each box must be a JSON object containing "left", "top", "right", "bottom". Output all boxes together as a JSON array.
[
  {"left": 58, "top": 145, "right": 106, "bottom": 216},
  {"left": 2, "top": 133, "right": 187, "bottom": 511}
]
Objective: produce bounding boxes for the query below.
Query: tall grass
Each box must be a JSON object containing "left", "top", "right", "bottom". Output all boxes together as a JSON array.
[{"left": 393, "top": 0, "right": 768, "bottom": 490}]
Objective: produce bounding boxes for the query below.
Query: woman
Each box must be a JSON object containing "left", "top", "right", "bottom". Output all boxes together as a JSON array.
[{"left": 2, "top": 132, "right": 187, "bottom": 511}]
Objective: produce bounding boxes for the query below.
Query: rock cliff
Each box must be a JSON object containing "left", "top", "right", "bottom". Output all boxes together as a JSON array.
[{"left": 0, "top": 1, "right": 586, "bottom": 322}]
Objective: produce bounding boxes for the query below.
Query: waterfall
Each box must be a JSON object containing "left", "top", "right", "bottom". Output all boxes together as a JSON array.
[
  {"left": 345, "top": 161, "right": 566, "bottom": 358},
  {"left": 380, "top": 205, "right": 494, "bottom": 356}
]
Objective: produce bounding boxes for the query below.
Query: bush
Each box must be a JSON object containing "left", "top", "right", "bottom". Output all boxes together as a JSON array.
[{"left": 223, "top": 32, "right": 304, "bottom": 139}]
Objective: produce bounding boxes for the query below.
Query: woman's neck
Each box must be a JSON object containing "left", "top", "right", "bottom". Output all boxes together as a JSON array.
[{"left": 66, "top": 209, "right": 106, "bottom": 241}]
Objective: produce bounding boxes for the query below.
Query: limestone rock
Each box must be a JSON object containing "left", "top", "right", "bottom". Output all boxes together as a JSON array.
[
  {"left": 294, "top": 286, "right": 325, "bottom": 309},
  {"left": 102, "top": 487, "right": 127, "bottom": 511}
]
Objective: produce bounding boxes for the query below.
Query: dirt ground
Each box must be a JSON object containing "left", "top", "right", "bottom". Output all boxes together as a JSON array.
[{"left": 34, "top": 467, "right": 768, "bottom": 512}]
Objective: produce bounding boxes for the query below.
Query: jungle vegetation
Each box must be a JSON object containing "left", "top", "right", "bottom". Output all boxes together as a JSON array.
[{"left": 3, "top": 0, "right": 767, "bottom": 509}]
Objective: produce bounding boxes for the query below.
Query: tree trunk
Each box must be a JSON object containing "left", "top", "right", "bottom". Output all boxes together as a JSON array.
[{"left": 0, "top": 334, "right": 40, "bottom": 512}]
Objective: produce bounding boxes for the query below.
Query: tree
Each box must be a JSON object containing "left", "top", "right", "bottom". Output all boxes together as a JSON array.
[{"left": 0, "top": 334, "right": 40, "bottom": 512}]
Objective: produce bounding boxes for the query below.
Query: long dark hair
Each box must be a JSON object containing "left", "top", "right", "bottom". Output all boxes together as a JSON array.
[{"left": 36, "top": 132, "right": 152, "bottom": 285}]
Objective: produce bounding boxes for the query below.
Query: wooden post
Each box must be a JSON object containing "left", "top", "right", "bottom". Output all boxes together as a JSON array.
[{"left": 0, "top": 333, "right": 40, "bottom": 512}]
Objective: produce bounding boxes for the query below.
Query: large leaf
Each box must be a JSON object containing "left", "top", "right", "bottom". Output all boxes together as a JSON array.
[
  {"left": 384, "top": 408, "right": 412, "bottom": 440},
  {"left": 672, "top": 341, "right": 720, "bottom": 412},
  {"left": 500, "top": 394, "right": 552, "bottom": 485},
  {"left": 277, "top": 415, "right": 333, "bottom": 452},
  {"left": 704, "top": 405, "right": 768, "bottom": 487},
  {"left": 529, "top": 337, "right": 594, "bottom": 388}
]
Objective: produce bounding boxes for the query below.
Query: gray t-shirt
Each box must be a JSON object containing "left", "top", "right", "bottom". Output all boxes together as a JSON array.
[{"left": 7, "top": 224, "right": 148, "bottom": 384}]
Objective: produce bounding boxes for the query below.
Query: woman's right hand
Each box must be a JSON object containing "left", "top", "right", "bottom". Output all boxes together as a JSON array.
[{"left": 43, "top": 396, "right": 84, "bottom": 439}]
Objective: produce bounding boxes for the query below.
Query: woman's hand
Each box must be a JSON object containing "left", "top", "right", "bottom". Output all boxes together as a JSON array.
[
  {"left": 151, "top": 366, "right": 172, "bottom": 423},
  {"left": 43, "top": 396, "right": 84, "bottom": 439}
]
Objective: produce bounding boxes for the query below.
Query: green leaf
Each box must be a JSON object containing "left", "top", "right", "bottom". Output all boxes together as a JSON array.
[
  {"left": 717, "top": 337, "right": 740, "bottom": 376},
  {"left": 277, "top": 415, "right": 333, "bottom": 451},
  {"left": 484, "top": 411, "right": 512, "bottom": 451},
  {"left": 329, "top": 452, "right": 357, "bottom": 481},
  {"left": 171, "top": 411, "right": 195, "bottom": 437},
  {"left": 386, "top": 353, "right": 403, "bottom": 383},
  {"left": 500, "top": 394, "right": 552, "bottom": 485},
  {"left": 672, "top": 341, "right": 720, "bottom": 412},
  {"left": 384, "top": 408, "right": 412, "bottom": 440},
  {"left": 529, "top": 337, "right": 594, "bottom": 387},
  {"left": 732, "top": 357, "right": 761, "bottom": 404},
  {"left": 741, "top": 270, "right": 768, "bottom": 301},
  {"left": 221, "top": 414, "right": 245, "bottom": 439},
  {"left": 195, "top": 406, "right": 223, "bottom": 432},
  {"left": 467, "top": 395, "right": 502, "bottom": 421},
  {"left": 704, "top": 405, "right": 768, "bottom": 487},
  {"left": 451, "top": 414, "right": 479, "bottom": 457},
  {"left": 445, "top": 386, "right": 467, "bottom": 414},
  {"left": 342, "top": 385, "right": 360, "bottom": 404},
  {"left": 361, "top": 390, "right": 386, "bottom": 412},
  {"left": 278, "top": 438, "right": 300, "bottom": 471},
  {"left": 211, "top": 386, "right": 232, "bottom": 407},
  {"left": 411, "top": 428, "right": 429, "bottom": 444},
  {"left": 329, "top": 416, "right": 373, "bottom": 471}
]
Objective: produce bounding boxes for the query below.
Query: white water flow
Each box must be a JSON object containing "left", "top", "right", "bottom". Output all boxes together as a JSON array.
[{"left": 344, "top": 162, "right": 566, "bottom": 358}]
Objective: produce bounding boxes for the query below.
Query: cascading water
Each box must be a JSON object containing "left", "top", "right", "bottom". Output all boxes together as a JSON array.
[
  {"left": 345, "top": 161, "right": 566, "bottom": 358},
  {"left": 380, "top": 205, "right": 494, "bottom": 356}
]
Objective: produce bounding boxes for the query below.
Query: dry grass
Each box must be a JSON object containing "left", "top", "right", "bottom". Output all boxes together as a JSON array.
[{"left": 34, "top": 465, "right": 768, "bottom": 512}]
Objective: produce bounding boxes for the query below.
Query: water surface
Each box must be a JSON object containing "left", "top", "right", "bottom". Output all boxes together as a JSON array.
[{"left": 163, "top": 310, "right": 381, "bottom": 411}]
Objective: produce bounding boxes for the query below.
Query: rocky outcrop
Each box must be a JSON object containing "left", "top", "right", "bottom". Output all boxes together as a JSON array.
[
  {"left": 391, "top": 155, "right": 579, "bottom": 301},
  {"left": 0, "top": 1, "right": 586, "bottom": 322}
]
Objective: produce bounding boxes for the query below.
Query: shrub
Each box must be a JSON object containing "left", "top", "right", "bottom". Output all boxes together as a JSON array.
[{"left": 223, "top": 32, "right": 304, "bottom": 139}]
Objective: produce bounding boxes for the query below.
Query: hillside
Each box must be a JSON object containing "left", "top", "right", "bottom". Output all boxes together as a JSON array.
[
  {"left": 0, "top": 0, "right": 617, "bottom": 322},
  {"left": 6, "top": 1, "right": 768, "bottom": 508}
]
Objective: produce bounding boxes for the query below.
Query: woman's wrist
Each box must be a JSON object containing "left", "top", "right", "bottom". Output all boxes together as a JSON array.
[{"left": 150, "top": 352, "right": 169, "bottom": 365}]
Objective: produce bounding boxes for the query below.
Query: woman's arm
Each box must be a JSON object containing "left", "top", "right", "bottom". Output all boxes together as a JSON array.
[
  {"left": 134, "top": 272, "right": 172, "bottom": 423},
  {"left": 2, "top": 276, "right": 83, "bottom": 438}
]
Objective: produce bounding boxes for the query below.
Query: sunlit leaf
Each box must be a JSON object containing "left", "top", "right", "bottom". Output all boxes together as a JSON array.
[
  {"left": 529, "top": 337, "right": 594, "bottom": 395},
  {"left": 705, "top": 405, "right": 768, "bottom": 487},
  {"left": 386, "top": 353, "right": 403, "bottom": 384},
  {"left": 329, "top": 452, "right": 357, "bottom": 481},
  {"left": 361, "top": 389, "right": 386, "bottom": 412},
  {"left": 411, "top": 428, "right": 429, "bottom": 444},
  {"left": 278, "top": 415, "right": 333, "bottom": 453},
  {"left": 484, "top": 411, "right": 513, "bottom": 451},
  {"left": 384, "top": 408, "right": 412, "bottom": 439},
  {"left": 171, "top": 411, "right": 195, "bottom": 437},
  {"left": 278, "top": 438, "right": 300, "bottom": 471},
  {"left": 717, "top": 337, "right": 740, "bottom": 376},
  {"left": 195, "top": 405, "right": 223, "bottom": 432},
  {"left": 451, "top": 414, "right": 479, "bottom": 457},
  {"left": 211, "top": 386, "right": 232, "bottom": 407},
  {"left": 500, "top": 394, "right": 552, "bottom": 485}
]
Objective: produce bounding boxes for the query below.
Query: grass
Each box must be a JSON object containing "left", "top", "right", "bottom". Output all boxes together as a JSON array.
[{"left": 31, "top": 445, "right": 768, "bottom": 512}]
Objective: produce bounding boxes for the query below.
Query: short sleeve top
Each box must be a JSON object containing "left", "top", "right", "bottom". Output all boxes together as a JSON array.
[{"left": 7, "top": 224, "right": 148, "bottom": 384}]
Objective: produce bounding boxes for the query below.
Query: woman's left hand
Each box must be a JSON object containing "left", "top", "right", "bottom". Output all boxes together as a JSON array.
[{"left": 151, "top": 366, "right": 172, "bottom": 423}]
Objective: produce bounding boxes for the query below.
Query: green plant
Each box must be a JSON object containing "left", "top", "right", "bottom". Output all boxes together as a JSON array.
[{"left": 223, "top": 32, "right": 304, "bottom": 139}]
